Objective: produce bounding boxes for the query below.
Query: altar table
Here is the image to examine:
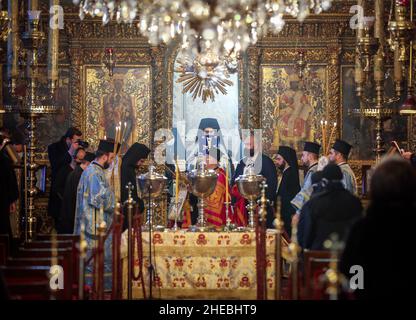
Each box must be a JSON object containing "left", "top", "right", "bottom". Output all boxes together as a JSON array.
[{"left": 121, "top": 230, "right": 288, "bottom": 299}]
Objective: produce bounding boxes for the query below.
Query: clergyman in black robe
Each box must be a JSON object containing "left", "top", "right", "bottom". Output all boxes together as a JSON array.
[
  {"left": 275, "top": 146, "right": 300, "bottom": 237},
  {"left": 59, "top": 152, "right": 95, "bottom": 234},
  {"left": 232, "top": 132, "right": 278, "bottom": 229},
  {"left": 47, "top": 127, "right": 82, "bottom": 225},
  {"left": 298, "top": 164, "right": 362, "bottom": 250},
  {"left": 120, "top": 143, "right": 151, "bottom": 230}
]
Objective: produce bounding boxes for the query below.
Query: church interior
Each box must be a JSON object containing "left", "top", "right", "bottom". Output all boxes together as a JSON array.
[{"left": 0, "top": 0, "right": 416, "bottom": 302}]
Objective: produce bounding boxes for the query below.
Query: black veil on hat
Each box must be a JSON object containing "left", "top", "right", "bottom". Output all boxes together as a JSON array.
[
  {"left": 196, "top": 118, "right": 222, "bottom": 155},
  {"left": 304, "top": 141, "right": 321, "bottom": 155},
  {"left": 277, "top": 146, "right": 299, "bottom": 171},
  {"left": 332, "top": 139, "right": 352, "bottom": 157},
  {"left": 198, "top": 118, "right": 221, "bottom": 131},
  {"left": 122, "top": 143, "right": 151, "bottom": 167}
]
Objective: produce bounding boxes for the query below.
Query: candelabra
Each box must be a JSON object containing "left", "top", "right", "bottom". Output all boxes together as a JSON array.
[
  {"left": 3, "top": 1, "right": 62, "bottom": 241},
  {"left": 321, "top": 234, "right": 345, "bottom": 300},
  {"left": 352, "top": 0, "right": 415, "bottom": 161}
]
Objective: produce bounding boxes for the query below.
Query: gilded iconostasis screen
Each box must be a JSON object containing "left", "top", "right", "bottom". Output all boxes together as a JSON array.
[
  {"left": 261, "top": 65, "right": 327, "bottom": 157},
  {"left": 83, "top": 66, "right": 151, "bottom": 153}
]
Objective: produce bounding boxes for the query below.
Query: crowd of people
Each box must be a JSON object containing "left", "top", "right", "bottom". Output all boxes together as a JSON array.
[{"left": 1, "top": 118, "right": 416, "bottom": 298}]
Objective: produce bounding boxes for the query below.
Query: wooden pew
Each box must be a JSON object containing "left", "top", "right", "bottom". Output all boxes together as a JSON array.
[
  {"left": 0, "top": 265, "right": 68, "bottom": 300},
  {"left": 14, "top": 248, "right": 75, "bottom": 299},
  {"left": 302, "top": 250, "right": 337, "bottom": 300}
]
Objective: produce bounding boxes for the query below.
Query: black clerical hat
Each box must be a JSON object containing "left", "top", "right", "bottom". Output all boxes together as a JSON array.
[
  {"left": 332, "top": 139, "right": 352, "bottom": 157},
  {"left": 98, "top": 139, "right": 116, "bottom": 153},
  {"left": 277, "top": 146, "right": 298, "bottom": 170},
  {"left": 84, "top": 152, "right": 96, "bottom": 162},
  {"left": 304, "top": 141, "right": 321, "bottom": 155},
  {"left": 198, "top": 118, "right": 220, "bottom": 131},
  {"left": 322, "top": 163, "right": 343, "bottom": 181}
]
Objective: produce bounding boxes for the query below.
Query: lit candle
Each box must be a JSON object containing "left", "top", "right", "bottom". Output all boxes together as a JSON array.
[{"left": 328, "top": 122, "right": 337, "bottom": 151}]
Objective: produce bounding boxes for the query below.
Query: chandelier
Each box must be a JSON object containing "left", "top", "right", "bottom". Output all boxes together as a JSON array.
[
  {"left": 74, "top": 1, "right": 333, "bottom": 102},
  {"left": 74, "top": 0, "right": 333, "bottom": 56}
]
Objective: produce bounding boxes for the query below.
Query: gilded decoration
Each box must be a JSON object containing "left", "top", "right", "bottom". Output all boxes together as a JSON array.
[
  {"left": 259, "top": 47, "right": 339, "bottom": 160},
  {"left": 261, "top": 64, "right": 328, "bottom": 155},
  {"left": 83, "top": 66, "right": 151, "bottom": 151}
]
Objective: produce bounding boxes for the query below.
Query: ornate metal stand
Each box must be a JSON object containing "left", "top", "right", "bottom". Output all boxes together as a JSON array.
[
  {"left": 235, "top": 173, "right": 265, "bottom": 231},
  {"left": 4, "top": 7, "right": 62, "bottom": 241},
  {"left": 187, "top": 166, "right": 218, "bottom": 232}
]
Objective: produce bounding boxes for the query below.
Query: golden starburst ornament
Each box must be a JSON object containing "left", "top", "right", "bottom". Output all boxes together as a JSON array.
[{"left": 175, "top": 51, "right": 235, "bottom": 103}]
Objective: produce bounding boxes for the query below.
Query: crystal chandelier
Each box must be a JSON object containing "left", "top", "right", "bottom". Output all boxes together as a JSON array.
[
  {"left": 74, "top": 1, "right": 333, "bottom": 56},
  {"left": 73, "top": 1, "right": 333, "bottom": 103}
]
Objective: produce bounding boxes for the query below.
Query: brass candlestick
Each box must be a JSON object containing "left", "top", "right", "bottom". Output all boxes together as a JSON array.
[
  {"left": 274, "top": 196, "right": 284, "bottom": 300},
  {"left": 352, "top": 0, "right": 402, "bottom": 161},
  {"left": 4, "top": 1, "right": 62, "bottom": 241}
]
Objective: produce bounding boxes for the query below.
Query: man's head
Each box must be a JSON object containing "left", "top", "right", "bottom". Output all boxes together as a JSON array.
[
  {"left": 328, "top": 139, "right": 352, "bottom": 164},
  {"left": 322, "top": 163, "right": 343, "bottom": 182},
  {"left": 73, "top": 147, "right": 86, "bottom": 164},
  {"left": 10, "top": 130, "right": 25, "bottom": 154},
  {"left": 301, "top": 141, "right": 320, "bottom": 167},
  {"left": 243, "top": 132, "right": 255, "bottom": 152},
  {"left": 276, "top": 146, "right": 298, "bottom": 172},
  {"left": 95, "top": 139, "right": 117, "bottom": 169},
  {"left": 205, "top": 147, "right": 221, "bottom": 168},
  {"left": 64, "top": 127, "right": 82, "bottom": 149},
  {"left": 95, "top": 150, "right": 115, "bottom": 169},
  {"left": 275, "top": 153, "right": 287, "bottom": 171}
]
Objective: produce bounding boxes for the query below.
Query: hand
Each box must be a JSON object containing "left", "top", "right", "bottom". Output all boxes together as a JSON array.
[
  {"left": 291, "top": 212, "right": 300, "bottom": 227},
  {"left": 9, "top": 202, "right": 16, "bottom": 214},
  {"left": 402, "top": 151, "right": 413, "bottom": 160}
]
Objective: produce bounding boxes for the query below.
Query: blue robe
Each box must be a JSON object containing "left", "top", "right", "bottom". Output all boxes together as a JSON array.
[
  {"left": 74, "top": 161, "right": 115, "bottom": 291},
  {"left": 291, "top": 162, "right": 318, "bottom": 212},
  {"left": 339, "top": 162, "right": 358, "bottom": 195}
]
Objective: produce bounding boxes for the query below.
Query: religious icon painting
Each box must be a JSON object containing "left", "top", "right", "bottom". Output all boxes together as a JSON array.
[
  {"left": 260, "top": 65, "right": 327, "bottom": 157},
  {"left": 84, "top": 66, "right": 152, "bottom": 153}
]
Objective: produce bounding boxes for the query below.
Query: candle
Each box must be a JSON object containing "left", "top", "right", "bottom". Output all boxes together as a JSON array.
[
  {"left": 99, "top": 205, "right": 104, "bottom": 224},
  {"left": 225, "top": 160, "right": 229, "bottom": 203},
  {"left": 175, "top": 160, "right": 179, "bottom": 206},
  {"left": 320, "top": 120, "right": 325, "bottom": 154},
  {"left": 328, "top": 122, "right": 337, "bottom": 151}
]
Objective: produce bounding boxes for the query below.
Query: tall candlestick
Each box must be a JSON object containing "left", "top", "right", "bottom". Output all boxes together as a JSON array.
[
  {"left": 47, "top": 0, "right": 59, "bottom": 92},
  {"left": 7, "top": 0, "right": 19, "bottom": 90}
]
